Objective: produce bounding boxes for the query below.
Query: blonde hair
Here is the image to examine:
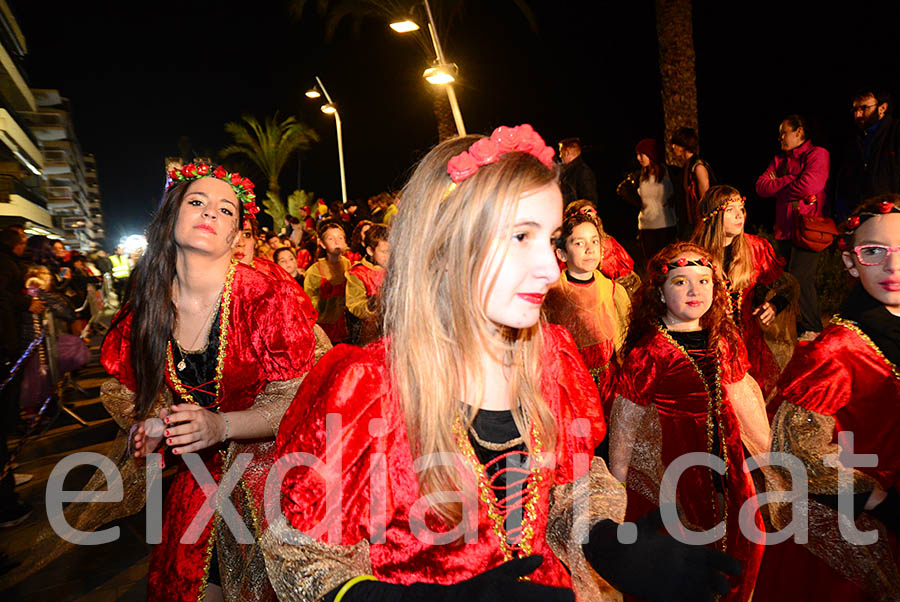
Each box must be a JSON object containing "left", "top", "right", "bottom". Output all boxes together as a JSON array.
[
  {"left": 24, "top": 265, "right": 53, "bottom": 291},
  {"left": 383, "top": 135, "right": 559, "bottom": 526},
  {"left": 691, "top": 184, "right": 753, "bottom": 290}
]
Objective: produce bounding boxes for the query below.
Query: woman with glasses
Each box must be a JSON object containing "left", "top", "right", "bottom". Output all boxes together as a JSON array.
[
  {"left": 754, "top": 114, "right": 830, "bottom": 340},
  {"left": 757, "top": 194, "right": 900, "bottom": 601}
]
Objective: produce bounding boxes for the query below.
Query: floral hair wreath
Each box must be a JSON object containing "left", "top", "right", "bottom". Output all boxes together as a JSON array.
[
  {"left": 701, "top": 196, "right": 746, "bottom": 223},
  {"left": 446, "top": 124, "right": 556, "bottom": 184},
  {"left": 659, "top": 256, "right": 714, "bottom": 275},
  {"left": 167, "top": 163, "right": 260, "bottom": 216},
  {"left": 837, "top": 198, "right": 899, "bottom": 250}
]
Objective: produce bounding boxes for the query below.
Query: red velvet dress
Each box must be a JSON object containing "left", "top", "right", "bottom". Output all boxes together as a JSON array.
[
  {"left": 600, "top": 236, "right": 634, "bottom": 280},
  {"left": 729, "top": 234, "right": 784, "bottom": 398},
  {"left": 755, "top": 319, "right": 900, "bottom": 601},
  {"left": 101, "top": 263, "right": 315, "bottom": 602},
  {"left": 276, "top": 324, "right": 614, "bottom": 592},
  {"left": 250, "top": 256, "right": 318, "bottom": 324},
  {"left": 616, "top": 329, "right": 764, "bottom": 602}
]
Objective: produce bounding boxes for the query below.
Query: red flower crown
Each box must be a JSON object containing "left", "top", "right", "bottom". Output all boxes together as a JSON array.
[
  {"left": 837, "top": 199, "right": 899, "bottom": 250},
  {"left": 166, "top": 163, "right": 260, "bottom": 216},
  {"left": 446, "top": 124, "right": 555, "bottom": 184}
]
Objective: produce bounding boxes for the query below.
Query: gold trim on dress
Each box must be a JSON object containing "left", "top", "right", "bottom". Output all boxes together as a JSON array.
[
  {"left": 166, "top": 261, "right": 237, "bottom": 408},
  {"left": 656, "top": 325, "right": 729, "bottom": 551},
  {"left": 831, "top": 315, "right": 900, "bottom": 382},
  {"left": 452, "top": 415, "right": 545, "bottom": 561}
]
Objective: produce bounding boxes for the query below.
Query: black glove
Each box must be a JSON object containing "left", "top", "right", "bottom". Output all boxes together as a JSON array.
[
  {"left": 327, "top": 555, "right": 574, "bottom": 602},
  {"left": 583, "top": 508, "right": 741, "bottom": 602},
  {"left": 868, "top": 488, "right": 900, "bottom": 535}
]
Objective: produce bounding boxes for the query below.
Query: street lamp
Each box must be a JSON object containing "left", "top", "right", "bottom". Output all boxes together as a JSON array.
[
  {"left": 389, "top": 0, "right": 466, "bottom": 137},
  {"left": 306, "top": 76, "right": 347, "bottom": 205}
]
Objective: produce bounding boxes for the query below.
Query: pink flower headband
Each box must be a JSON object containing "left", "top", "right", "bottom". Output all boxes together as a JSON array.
[
  {"left": 659, "top": 256, "right": 713, "bottom": 274},
  {"left": 446, "top": 124, "right": 556, "bottom": 184},
  {"left": 167, "top": 163, "right": 260, "bottom": 216}
]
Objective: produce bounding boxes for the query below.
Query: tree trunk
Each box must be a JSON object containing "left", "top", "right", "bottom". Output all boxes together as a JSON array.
[
  {"left": 655, "top": 0, "right": 699, "bottom": 164},
  {"left": 430, "top": 85, "right": 457, "bottom": 142}
]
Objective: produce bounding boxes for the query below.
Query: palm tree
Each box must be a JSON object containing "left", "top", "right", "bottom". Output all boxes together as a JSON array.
[
  {"left": 287, "top": 0, "right": 537, "bottom": 141},
  {"left": 220, "top": 113, "right": 319, "bottom": 224},
  {"left": 655, "top": 0, "right": 699, "bottom": 164}
]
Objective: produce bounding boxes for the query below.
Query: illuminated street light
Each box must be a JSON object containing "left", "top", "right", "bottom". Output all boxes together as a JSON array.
[
  {"left": 423, "top": 63, "right": 457, "bottom": 85},
  {"left": 390, "top": 0, "right": 465, "bottom": 136},
  {"left": 306, "top": 77, "right": 347, "bottom": 205},
  {"left": 389, "top": 19, "right": 419, "bottom": 33}
]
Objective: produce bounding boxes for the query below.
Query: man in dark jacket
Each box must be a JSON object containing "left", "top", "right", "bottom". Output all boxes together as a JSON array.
[
  {"left": 558, "top": 137, "right": 599, "bottom": 206},
  {"left": 836, "top": 87, "right": 900, "bottom": 219},
  {"left": 0, "top": 227, "right": 43, "bottom": 528}
]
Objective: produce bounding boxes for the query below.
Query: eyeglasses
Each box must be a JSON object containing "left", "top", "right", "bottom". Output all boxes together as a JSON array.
[
  {"left": 851, "top": 244, "right": 900, "bottom": 265},
  {"left": 852, "top": 104, "right": 878, "bottom": 114}
]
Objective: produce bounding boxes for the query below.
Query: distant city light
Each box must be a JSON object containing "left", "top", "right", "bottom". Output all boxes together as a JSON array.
[{"left": 120, "top": 234, "right": 147, "bottom": 255}]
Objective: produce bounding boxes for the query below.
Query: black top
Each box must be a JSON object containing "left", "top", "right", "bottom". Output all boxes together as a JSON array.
[{"left": 170, "top": 309, "right": 222, "bottom": 408}]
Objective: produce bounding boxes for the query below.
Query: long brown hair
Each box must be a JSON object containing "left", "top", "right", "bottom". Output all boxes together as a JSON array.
[
  {"left": 691, "top": 185, "right": 753, "bottom": 290},
  {"left": 383, "top": 134, "right": 559, "bottom": 527},
  {"left": 112, "top": 177, "right": 243, "bottom": 419},
  {"left": 624, "top": 242, "right": 741, "bottom": 365}
]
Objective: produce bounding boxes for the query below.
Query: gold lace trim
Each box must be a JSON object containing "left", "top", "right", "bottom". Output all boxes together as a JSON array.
[{"left": 831, "top": 315, "right": 900, "bottom": 382}]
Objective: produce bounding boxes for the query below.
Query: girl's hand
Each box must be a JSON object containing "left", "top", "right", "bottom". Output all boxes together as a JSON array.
[
  {"left": 132, "top": 408, "right": 170, "bottom": 466},
  {"left": 163, "top": 404, "right": 227, "bottom": 454},
  {"left": 753, "top": 301, "right": 776, "bottom": 326}
]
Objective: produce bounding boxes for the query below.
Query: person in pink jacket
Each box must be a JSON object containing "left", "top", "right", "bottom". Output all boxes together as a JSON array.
[{"left": 755, "top": 113, "right": 830, "bottom": 338}]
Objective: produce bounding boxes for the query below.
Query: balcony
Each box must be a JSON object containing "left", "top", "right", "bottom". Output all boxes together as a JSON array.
[
  {"left": 0, "top": 174, "right": 53, "bottom": 228},
  {"left": 0, "top": 36, "right": 35, "bottom": 113},
  {"left": 42, "top": 148, "right": 70, "bottom": 176},
  {"left": 0, "top": 108, "right": 42, "bottom": 174},
  {"left": 22, "top": 109, "right": 67, "bottom": 142}
]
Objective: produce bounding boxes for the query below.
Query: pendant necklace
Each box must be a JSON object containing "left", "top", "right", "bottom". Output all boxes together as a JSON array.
[{"left": 174, "top": 285, "right": 223, "bottom": 372}]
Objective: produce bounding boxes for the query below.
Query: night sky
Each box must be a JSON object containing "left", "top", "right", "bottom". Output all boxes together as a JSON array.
[{"left": 8, "top": 0, "right": 900, "bottom": 244}]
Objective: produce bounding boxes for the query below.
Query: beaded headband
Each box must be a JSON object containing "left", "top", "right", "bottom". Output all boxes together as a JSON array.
[
  {"left": 446, "top": 124, "right": 556, "bottom": 184},
  {"left": 659, "top": 256, "right": 713, "bottom": 274},
  {"left": 701, "top": 196, "right": 745, "bottom": 223},
  {"left": 166, "top": 163, "right": 260, "bottom": 216},
  {"left": 837, "top": 199, "right": 900, "bottom": 250}
]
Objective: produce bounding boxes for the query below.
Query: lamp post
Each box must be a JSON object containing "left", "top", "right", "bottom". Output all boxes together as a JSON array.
[
  {"left": 390, "top": 0, "right": 466, "bottom": 137},
  {"left": 306, "top": 76, "right": 348, "bottom": 205}
]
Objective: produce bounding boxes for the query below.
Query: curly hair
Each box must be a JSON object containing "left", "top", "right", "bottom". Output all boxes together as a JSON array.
[{"left": 623, "top": 242, "right": 741, "bottom": 365}]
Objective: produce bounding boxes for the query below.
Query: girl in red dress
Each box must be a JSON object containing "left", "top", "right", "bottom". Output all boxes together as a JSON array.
[
  {"left": 691, "top": 185, "right": 794, "bottom": 398},
  {"left": 543, "top": 213, "right": 630, "bottom": 414},
  {"left": 264, "top": 126, "right": 738, "bottom": 602},
  {"left": 109, "top": 164, "right": 316, "bottom": 601},
  {"left": 757, "top": 195, "right": 900, "bottom": 601},
  {"left": 610, "top": 242, "right": 770, "bottom": 602}
]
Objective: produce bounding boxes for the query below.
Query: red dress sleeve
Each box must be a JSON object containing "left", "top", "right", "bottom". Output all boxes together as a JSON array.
[
  {"left": 541, "top": 323, "right": 607, "bottom": 447},
  {"left": 719, "top": 335, "right": 750, "bottom": 385},
  {"left": 277, "top": 342, "right": 391, "bottom": 544},
  {"left": 252, "top": 257, "right": 318, "bottom": 325},
  {"left": 775, "top": 332, "right": 852, "bottom": 417},
  {"left": 100, "top": 309, "right": 137, "bottom": 391},
  {"left": 617, "top": 334, "right": 661, "bottom": 407},
  {"left": 747, "top": 234, "right": 784, "bottom": 287},
  {"left": 600, "top": 235, "right": 635, "bottom": 280},
  {"left": 249, "top": 277, "right": 316, "bottom": 381}
]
